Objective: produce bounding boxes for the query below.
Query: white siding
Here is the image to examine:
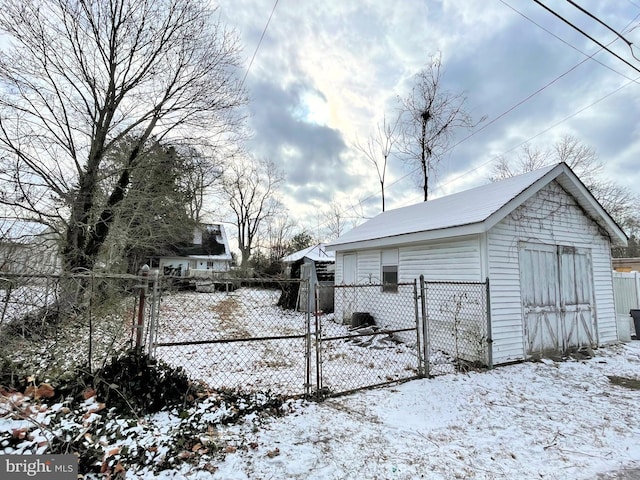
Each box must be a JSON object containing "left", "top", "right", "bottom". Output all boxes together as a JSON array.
[
  {"left": 335, "top": 237, "right": 481, "bottom": 285},
  {"left": 357, "top": 250, "right": 381, "bottom": 283},
  {"left": 488, "top": 181, "right": 616, "bottom": 364},
  {"left": 399, "top": 236, "right": 482, "bottom": 282}
]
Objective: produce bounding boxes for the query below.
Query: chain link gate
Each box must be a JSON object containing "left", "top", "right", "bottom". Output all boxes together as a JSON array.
[
  {"left": 418, "top": 275, "right": 491, "bottom": 376},
  {"left": 147, "top": 276, "right": 313, "bottom": 397},
  {"left": 312, "top": 281, "right": 425, "bottom": 397}
]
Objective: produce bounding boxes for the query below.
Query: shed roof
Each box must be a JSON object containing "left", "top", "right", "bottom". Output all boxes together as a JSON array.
[
  {"left": 327, "top": 163, "right": 627, "bottom": 251},
  {"left": 282, "top": 243, "right": 335, "bottom": 263}
]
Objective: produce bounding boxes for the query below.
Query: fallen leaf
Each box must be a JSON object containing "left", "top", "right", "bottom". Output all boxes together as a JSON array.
[
  {"left": 86, "top": 402, "right": 105, "bottom": 414},
  {"left": 202, "top": 463, "right": 218, "bottom": 473},
  {"left": 224, "top": 445, "right": 237, "bottom": 453},
  {"left": 36, "top": 383, "right": 54, "bottom": 399},
  {"left": 266, "top": 448, "right": 280, "bottom": 458},
  {"left": 82, "top": 388, "right": 96, "bottom": 400}
]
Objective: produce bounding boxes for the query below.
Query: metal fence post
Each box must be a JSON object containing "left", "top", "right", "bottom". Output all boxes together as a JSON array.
[
  {"left": 315, "top": 283, "right": 324, "bottom": 399},
  {"left": 135, "top": 264, "right": 150, "bottom": 349},
  {"left": 420, "top": 274, "right": 429, "bottom": 377},
  {"left": 147, "top": 268, "right": 160, "bottom": 357},
  {"left": 304, "top": 281, "right": 313, "bottom": 398},
  {"left": 486, "top": 277, "right": 493, "bottom": 369},
  {"left": 413, "top": 279, "right": 425, "bottom": 377},
  {"left": 88, "top": 273, "right": 94, "bottom": 373}
]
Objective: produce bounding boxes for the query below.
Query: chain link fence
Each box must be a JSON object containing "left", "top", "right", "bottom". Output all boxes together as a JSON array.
[
  {"left": 150, "top": 277, "right": 311, "bottom": 396},
  {"left": 1, "top": 271, "right": 490, "bottom": 399},
  {"left": 419, "top": 277, "right": 489, "bottom": 375},
  {"left": 315, "top": 282, "right": 423, "bottom": 396},
  {"left": 0, "top": 272, "right": 144, "bottom": 377}
]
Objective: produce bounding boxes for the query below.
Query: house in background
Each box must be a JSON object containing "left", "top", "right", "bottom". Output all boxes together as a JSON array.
[
  {"left": 153, "top": 223, "right": 232, "bottom": 277},
  {"left": 282, "top": 243, "right": 335, "bottom": 312},
  {"left": 0, "top": 219, "right": 61, "bottom": 275},
  {"left": 327, "top": 163, "right": 627, "bottom": 365}
]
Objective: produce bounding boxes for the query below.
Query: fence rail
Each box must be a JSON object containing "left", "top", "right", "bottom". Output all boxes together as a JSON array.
[{"left": 1, "top": 271, "right": 490, "bottom": 399}]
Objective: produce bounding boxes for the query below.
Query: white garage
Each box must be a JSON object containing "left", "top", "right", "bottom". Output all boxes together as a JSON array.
[{"left": 327, "top": 163, "right": 628, "bottom": 364}]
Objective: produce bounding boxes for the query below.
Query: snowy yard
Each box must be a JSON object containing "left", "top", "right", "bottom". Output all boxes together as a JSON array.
[
  {"left": 2, "top": 282, "right": 639, "bottom": 478},
  {"left": 203, "top": 342, "right": 640, "bottom": 480},
  {"left": 1, "top": 341, "right": 639, "bottom": 478}
]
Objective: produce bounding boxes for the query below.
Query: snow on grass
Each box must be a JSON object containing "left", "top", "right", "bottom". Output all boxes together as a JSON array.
[
  {"left": 154, "top": 288, "right": 421, "bottom": 396},
  {"left": 1, "top": 343, "right": 639, "bottom": 478},
  {"left": 3, "top": 284, "right": 639, "bottom": 478},
  {"left": 209, "top": 342, "right": 640, "bottom": 480}
]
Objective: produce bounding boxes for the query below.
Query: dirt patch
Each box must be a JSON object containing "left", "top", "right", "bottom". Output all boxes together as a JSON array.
[
  {"left": 209, "top": 296, "right": 250, "bottom": 338},
  {"left": 607, "top": 375, "right": 640, "bottom": 390}
]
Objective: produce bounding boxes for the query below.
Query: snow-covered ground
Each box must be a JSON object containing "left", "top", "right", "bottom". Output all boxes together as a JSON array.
[
  {"left": 2, "top": 342, "right": 639, "bottom": 479},
  {"left": 209, "top": 342, "right": 640, "bottom": 480},
  {"left": 2, "top": 283, "right": 640, "bottom": 479}
]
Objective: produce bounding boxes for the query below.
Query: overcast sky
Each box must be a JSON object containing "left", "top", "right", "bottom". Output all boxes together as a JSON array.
[{"left": 215, "top": 1, "right": 640, "bottom": 237}]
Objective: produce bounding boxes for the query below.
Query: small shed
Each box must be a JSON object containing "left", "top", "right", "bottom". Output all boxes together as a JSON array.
[
  {"left": 326, "top": 163, "right": 627, "bottom": 364},
  {"left": 282, "top": 243, "right": 335, "bottom": 312}
]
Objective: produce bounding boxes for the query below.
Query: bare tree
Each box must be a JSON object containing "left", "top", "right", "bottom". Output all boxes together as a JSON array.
[
  {"left": 264, "top": 213, "right": 296, "bottom": 263},
  {"left": 399, "top": 54, "right": 480, "bottom": 201},
  {"left": 179, "top": 148, "right": 224, "bottom": 223},
  {"left": 222, "top": 157, "right": 282, "bottom": 270},
  {"left": 0, "top": 0, "right": 246, "bottom": 273},
  {"left": 322, "top": 200, "right": 353, "bottom": 241},
  {"left": 491, "top": 135, "right": 639, "bottom": 236},
  {"left": 354, "top": 114, "right": 400, "bottom": 212}
]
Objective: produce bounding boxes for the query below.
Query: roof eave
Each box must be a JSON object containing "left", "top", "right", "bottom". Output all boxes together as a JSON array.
[{"left": 326, "top": 223, "right": 483, "bottom": 252}]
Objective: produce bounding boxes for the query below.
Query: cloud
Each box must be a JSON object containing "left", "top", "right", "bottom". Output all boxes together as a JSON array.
[{"left": 215, "top": 0, "right": 640, "bottom": 234}]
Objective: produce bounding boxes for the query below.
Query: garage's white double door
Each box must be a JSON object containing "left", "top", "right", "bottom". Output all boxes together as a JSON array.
[{"left": 519, "top": 243, "right": 596, "bottom": 357}]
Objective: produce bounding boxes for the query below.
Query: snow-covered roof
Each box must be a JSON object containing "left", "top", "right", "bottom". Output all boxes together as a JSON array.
[
  {"left": 327, "top": 163, "right": 627, "bottom": 251},
  {"left": 282, "top": 243, "right": 335, "bottom": 263}
]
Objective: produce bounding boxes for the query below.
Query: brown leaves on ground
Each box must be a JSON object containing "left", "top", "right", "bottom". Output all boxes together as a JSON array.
[
  {"left": 24, "top": 383, "right": 54, "bottom": 399},
  {"left": 266, "top": 447, "right": 280, "bottom": 458}
]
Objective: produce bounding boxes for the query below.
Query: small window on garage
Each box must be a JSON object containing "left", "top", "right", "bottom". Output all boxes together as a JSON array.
[{"left": 381, "top": 249, "right": 399, "bottom": 292}]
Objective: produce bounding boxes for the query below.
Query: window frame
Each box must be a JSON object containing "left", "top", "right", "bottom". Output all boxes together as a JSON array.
[{"left": 381, "top": 249, "right": 399, "bottom": 293}]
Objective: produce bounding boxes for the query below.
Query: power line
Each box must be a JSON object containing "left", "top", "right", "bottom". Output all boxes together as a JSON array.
[
  {"left": 428, "top": 73, "right": 640, "bottom": 202},
  {"left": 566, "top": 0, "right": 640, "bottom": 61},
  {"left": 372, "top": 2, "right": 640, "bottom": 205},
  {"left": 306, "top": 2, "right": 640, "bottom": 232},
  {"left": 501, "top": 0, "right": 640, "bottom": 82},
  {"left": 533, "top": 0, "right": 640, "bottom": 75},
  {"left": 241, "top": 0, "right": 279, "bottom": 88}
]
